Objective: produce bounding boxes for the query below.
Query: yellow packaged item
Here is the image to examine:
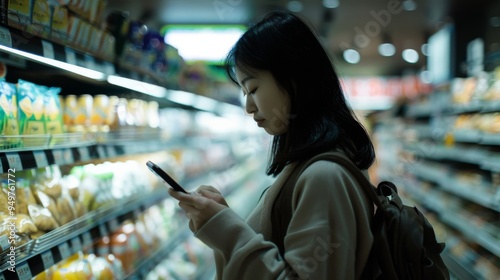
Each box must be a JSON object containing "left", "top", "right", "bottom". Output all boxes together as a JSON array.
[
  {"left": 56, "top": 192, "right": 77, "bottom": 225},
  {"left": 90, "top": 94, "right": 109, "bottom": 125},
  {"left": 16, "top": 80, "right": 47, "bottom": 144},
  {"left": 74, "top": 94, "right": 93, "bottom": 126},
  {"left": 29, "top": 0, "right": 52, "bottom": 38},
  {"left": 43, "top": 86, "right": 65, "bottom": 135},
  {"left": 51, "top": 5, "right": 70, "bottom": 44},
  {"left": 0, "top": 81, "right": 21, "bottom": 148},
  {"left": 33, "top": 189, "right": 61, "bottom": 224},
  {"left": 28, "top": 204, "right": 59, "bottom": 231},
  {"left": 7, "top": 0, "right": 33, "bottom": 29},
  {"left": 15, "top": 178, "right": 38, "bottom": 216}
]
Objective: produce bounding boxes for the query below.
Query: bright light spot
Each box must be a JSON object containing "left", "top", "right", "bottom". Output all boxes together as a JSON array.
[
  {"left": 164, "top": 27, "right": 244, "bottom": 63},
  {"left": 378, "top": 43, "right": 396, "bottom": 56},
  {"left": 402, "top": 0, "right": 417, "bottom": 11},
  {"left": 287, "top": 1, "right": 303, "bottom": 12},
  {"left": 402, "top": 49, "right": 419, "bottom": 63},
  {"left": 421, "top": 43, "right": 429, "bottom": 56},
  {"left": 323, "top": 0, "right": 340, "bottom": 8},
  {"left": 420, "top": 70, "right": 432, "bottom": 83},
  {"left": 343, "top": 49, "right": 361, "bottom": 64}
]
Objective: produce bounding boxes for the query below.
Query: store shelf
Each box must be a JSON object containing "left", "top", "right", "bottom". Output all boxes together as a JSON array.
[
  {"left": 409, "top": 163, "right": 500, "bottom": 212},
  {"left": 0, "top": 188, "right": 169, "bottom": 279},
  {"left": 441, "top": 250, "right": 481, "bottom": 280},
  {"left": 440, "top": 213, "right": 500, "bottom": 257},
  {"left": 124, "top": 228, "right": 191, "bottom": 280},
  {"left": 0, "top": 132, "right": 183, "bottom": 171},
  {"left": 404, "top": 143, "right": 500, "bottom": 173},
  {"left": 391, "top": 174, "right": 500, "bottom": 258}
]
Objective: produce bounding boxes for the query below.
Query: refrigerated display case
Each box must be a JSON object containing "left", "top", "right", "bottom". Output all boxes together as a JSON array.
[
  {"left": 0, "top": 17, "right": 268, "bottom": 279},
  {"left": 373, "top": 71, "right": 500, "bottom": 279}
]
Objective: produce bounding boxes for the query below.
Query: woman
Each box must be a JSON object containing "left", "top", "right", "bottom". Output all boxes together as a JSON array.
[{"left": 168, "top": 10, "right": 376, "bottom": 279}]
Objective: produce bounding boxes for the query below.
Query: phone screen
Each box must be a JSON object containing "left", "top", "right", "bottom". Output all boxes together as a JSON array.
[{"left": 146, "top": 161, "right": 188, "bottom": 194}]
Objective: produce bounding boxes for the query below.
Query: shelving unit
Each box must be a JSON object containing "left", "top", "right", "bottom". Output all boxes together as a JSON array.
[
  {"left": 374, "top": 79, "right": 500, "bottom": 278},
  {"left": 0, "top": 188, "right": 169, "bottom": 279},
  {"left": 0, "top": 13, "right": 265, "bottom": 279}
]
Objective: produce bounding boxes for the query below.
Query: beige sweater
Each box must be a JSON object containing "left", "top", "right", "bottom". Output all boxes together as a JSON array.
[{"left": 195, "top": 151, "right": 374, "bottom": 279}]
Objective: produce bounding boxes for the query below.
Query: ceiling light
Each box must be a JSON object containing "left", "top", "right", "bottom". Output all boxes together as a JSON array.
[
  {"left": 402, "top": 0, "right": 417, "bottom": 11},
  {"left": 402, "top": 49, "right": 419, "bottom": 63},
  {"left": 421, "top": 44, "right": 429, "bottom": 56},
  {"left": 420, "top": 70, "right": 432, "bottom": 84},
  {"left": 323, "top": 0, "right": 340, "bottom": 9},
  {"left": 490, "top": 17, "right": 500, "bottom": 27},
  {"left": 287, "top": 1, "right": 303, "bottom": 12},
  {"left": 343, "top": 49, "right": 361, "bottom": 64},
  {"left": 378, "top": 43, "right": 396, "bottom": 56}
]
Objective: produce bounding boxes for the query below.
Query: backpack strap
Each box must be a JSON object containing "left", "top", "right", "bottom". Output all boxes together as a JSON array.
[{"left": 271, "top": 152, "right": 383, "bottom": 257}]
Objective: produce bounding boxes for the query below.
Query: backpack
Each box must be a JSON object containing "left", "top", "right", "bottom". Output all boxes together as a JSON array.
[{"left": 271, "top": 153, "right": 450, "bottom": 280}]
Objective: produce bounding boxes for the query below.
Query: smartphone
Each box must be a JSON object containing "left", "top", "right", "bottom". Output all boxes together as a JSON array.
[{"left": 146, "top": 161, "right": 189, "bottom": 194}]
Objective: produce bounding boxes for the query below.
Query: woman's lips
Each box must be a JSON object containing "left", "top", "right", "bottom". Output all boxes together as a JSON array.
[{"left": 254, "top": 119, "right": 264, "bottom": 127}]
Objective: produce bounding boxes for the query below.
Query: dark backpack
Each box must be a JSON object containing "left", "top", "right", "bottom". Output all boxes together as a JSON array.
[{"left": 271, "top": 153, "right": 450, "bottom": 280}]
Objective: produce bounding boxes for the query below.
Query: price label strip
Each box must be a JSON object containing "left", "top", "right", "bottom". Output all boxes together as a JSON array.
[
  {"left": 109, "top": 218, "right": 119, "bottom": 232},
  {"left": 97, "top": 146, "right": 106, "bottom": 158},
  {"left": 0, "top": 26, "right": 13, "bottom": 47},
  {"left": 6, "top": 153, "right": 23, "bottom": 170},
  {"left": 41, "top": 250, "right": 55, "bottom": 269},
  {"left": 41, "top": 40, "right": 55, "bottom": 59},
  {"left": 16, "top": 262, "right": 32, "bottom": 280},
  {"left": 58, "top": 242, "right": 71, "bottom": 260},
  {"left": 33, "top": 151, "right": 49, "bottom": 168},
  {"left": 82, "top": 232, "right": 93, "bottom": 249},
  {"left": 53, "top": 149, "right": 65, "bottom": 165},
  {"left": 71, "top": 237, "right": 82, "bottom": 252},
  {"left": 78, "top": 147, "right": 91, "bottom": 162},
  {"left": 107, "top": 146, "right": 117, "bottom": 158},
  {"left": 63, "top": 149, "right": 74, "bottom": 164},
  {"left": 0, "top": 235, "right": 9, "bottom": 251},
  {"left": 65, "top": 48, "right": 77, "bottom": 65},
  {"left": 99, "top": 224, "right": 108, "bottom": 237}
]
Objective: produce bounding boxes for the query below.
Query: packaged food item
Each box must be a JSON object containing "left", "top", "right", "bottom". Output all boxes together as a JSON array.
[
  {"left": 62, "top": 95, "right": 76, "bottom": 124},
  {"left": 43, "top": 86, "right": 65, "bottom": 135},
  {"left": 56, "top": 193, "right": 77, "bottom": 225},
  {"left": 0, "top": 183, "right": 10, "bottom": 214},
  {"left": 15, "top": 179, "right": 38, "bottom": 216},
  {"left": 16, "top": 80, "right": 47, "bottom": 146},
  {"left": 110, "top": 231, "right": 131, "bottom": 273},
  {"left": 90, "top": 94, "right": 109, "bottom": 126},
  {"left": 88, "top": 255, "right": 116, "bottom": 280},
  {"left": 105, "top": 254, "right": 125, "bottom": 279},
  {"left": 51, "top": 5, "right": 70, "bottom": 44},
  {"left": 0, "top": 81, "right": 21, "bottom": 148},
  {"left": 29, "top": 0, "right": 52, "bottom": 38},
  {"left": 33, "top": 189, "right": 61, "bottom": 224},
  {"left": 74, "top": 94, "right": 93, "bottom": 126},
  {"left": 9, "top": 214, "right": 38, "bottom": 234},
  {"left": 34, "top": 178, "right": 63, "bottom": 199},
  {"left": 7, "top": 0, "right": 33, "bottom": 29},
  {"left": 28, "top": 204, "right": 59, "bottom": 231}
]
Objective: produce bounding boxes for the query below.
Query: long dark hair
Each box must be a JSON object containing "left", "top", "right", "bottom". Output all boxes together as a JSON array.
[{"left": 225, "top": 11, "right": 375, "bottom": 176}]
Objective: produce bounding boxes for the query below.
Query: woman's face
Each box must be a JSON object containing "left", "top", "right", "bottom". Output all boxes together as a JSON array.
[{"left": 235, "top": 67, "right": 291, "bottom": 135}]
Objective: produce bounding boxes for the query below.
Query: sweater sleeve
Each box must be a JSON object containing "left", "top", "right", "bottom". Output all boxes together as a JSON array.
[{"left": 195, "top": 160, "right": 373, "bottom": 280}]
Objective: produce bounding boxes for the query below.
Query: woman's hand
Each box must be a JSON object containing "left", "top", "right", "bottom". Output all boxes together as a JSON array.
[{"left": 168, "top": 185, "right": 228, "bottom": 232}]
